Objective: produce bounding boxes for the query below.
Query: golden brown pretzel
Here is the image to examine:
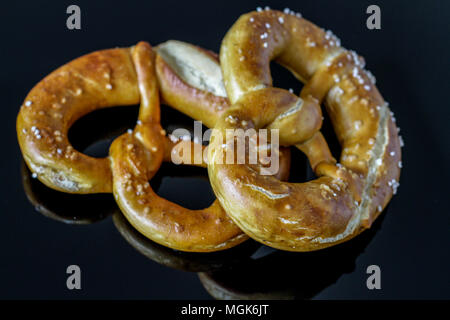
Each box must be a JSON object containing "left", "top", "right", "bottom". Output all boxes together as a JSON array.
[
  {"left": 109, "top": 42, "right": 291, "bottom": 252},
  {"left": 16, "top": 46, "right": 137, "bottom": 193},
  {"left": 16, "top": 40, "right": 229, "bottom": 194},
  {"left": 208, "top": 9, "right": 402, "bottom": 251}
]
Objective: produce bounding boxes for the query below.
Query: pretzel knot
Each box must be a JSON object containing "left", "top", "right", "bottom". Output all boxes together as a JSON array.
[
  {"left": 208, "top": 10, "right": 401, "bottom": 251},
  {"left": 16, "top": 9, "right": 401, "bottom": 253}
]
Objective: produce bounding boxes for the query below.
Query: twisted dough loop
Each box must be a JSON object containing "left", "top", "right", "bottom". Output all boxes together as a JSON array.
[
  {"left": 17, "top": 46, "right": 138, "bottom": 193},
  {"left": 208, "top": 10, "right": 401, "bottom": 251}
]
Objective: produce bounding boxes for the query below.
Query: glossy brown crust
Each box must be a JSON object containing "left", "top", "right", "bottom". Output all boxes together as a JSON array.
[
  {"left": 208, "top": 10, "right": 401, "bottom": 251},
  {"left": 17, "top": 47, "right": 138, "bottom": 193}
]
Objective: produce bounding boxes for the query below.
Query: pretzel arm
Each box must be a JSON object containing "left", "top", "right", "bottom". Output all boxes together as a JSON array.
[{"left": 17, "top": 47, "right": 139, "bottom": 193}]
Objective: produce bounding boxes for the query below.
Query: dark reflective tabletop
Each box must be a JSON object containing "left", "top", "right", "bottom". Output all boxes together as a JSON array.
[{"left": 1, "top": 0, "right": 449, "bottom": 299}]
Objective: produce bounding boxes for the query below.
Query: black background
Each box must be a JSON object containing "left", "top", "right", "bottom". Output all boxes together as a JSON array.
[{"left": 1, "top": 0, "right": 449, "bottom": 299}]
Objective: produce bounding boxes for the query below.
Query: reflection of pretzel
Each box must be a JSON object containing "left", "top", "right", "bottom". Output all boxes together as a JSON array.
[
  {"left": 199, "top": 213, "right": 381, "bottom": 300},
  {"left": 20, "top": 160, "right": 115, "bottom": 224},
  {"left": 208, "top": 10, "right": 401, "bottom": 251},
  {"left": 112, "top": 210, "right": 260, "bottom": 272}
]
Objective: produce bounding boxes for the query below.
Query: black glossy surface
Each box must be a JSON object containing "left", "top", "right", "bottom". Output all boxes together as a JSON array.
[{"left": 1, "top": 0, "right": 449, "bottom": 299}]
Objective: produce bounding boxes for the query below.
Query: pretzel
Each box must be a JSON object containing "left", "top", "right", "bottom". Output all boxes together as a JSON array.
[
  {"left": 207, "top": 9, "right": 402, "bottom": 251},
  {"left": 16, "top": 40, "right": 228, "bottom": 194},
  {"left": 110, "top": 42, "right": 291, "bottom": 252}
]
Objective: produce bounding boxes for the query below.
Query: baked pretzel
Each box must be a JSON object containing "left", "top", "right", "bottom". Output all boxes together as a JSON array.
[
  {"left": 208, "top": 9, "right": 402, "bottom": 251},
  {"left": 16, "top": 40, "right": 228, "bottom": 194}
]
